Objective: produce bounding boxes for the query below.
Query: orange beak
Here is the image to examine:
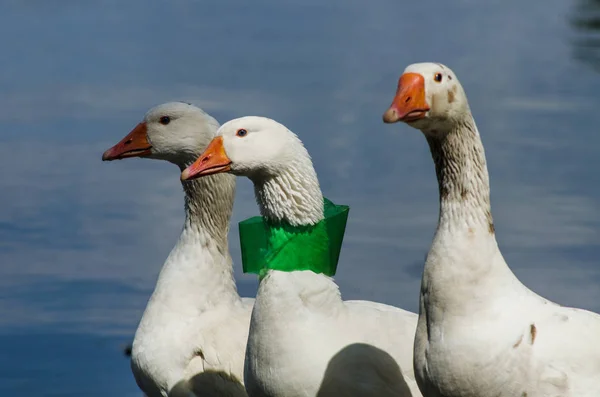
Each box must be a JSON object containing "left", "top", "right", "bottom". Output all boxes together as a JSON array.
[
  {"left": 181, "top": 136, "right": 231, "bottom": 181},
  {"left": 102, "top": 122, "right": 152, "bottom": 161},
  {"left": 382, "top": 73, "right": 430, "bottom": 124}
]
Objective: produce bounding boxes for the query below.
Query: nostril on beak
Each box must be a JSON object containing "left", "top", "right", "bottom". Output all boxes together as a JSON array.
[
  {"left": 201, "top": 155, "right": 211, "bottom": 163},
  {"left": 405, "top": 96, "right": 411, "bottom": 103},
  {"left": 124, "top": 139, "right": 132, "bottom": 145}
]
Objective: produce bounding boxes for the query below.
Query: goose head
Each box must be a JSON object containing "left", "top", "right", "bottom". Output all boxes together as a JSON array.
[
  {"left": 102, "top": 102, "right": 220, "bottom": 168},
  {"left": 180, "top": 116, "right": 310, "bottom": 181},
  {"left": 382, "top": 62, "right": 469, "bottom": 134},
  {"left": 181, "top": 116, "right": 323, "bottom": 226}
]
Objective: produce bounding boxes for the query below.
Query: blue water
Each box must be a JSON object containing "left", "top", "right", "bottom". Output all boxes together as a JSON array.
[{"left": 1, "top": 0, "right": 599, "bottom": 395}]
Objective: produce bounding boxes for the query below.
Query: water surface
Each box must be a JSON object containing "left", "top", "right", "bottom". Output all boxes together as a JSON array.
[{"left": 1, "top": 0, "right": 599, "bottom": 395}]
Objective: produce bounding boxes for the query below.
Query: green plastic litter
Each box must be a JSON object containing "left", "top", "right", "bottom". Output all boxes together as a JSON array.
[{"left": 238, "top": 197, "right": 350, "bottom": 278}]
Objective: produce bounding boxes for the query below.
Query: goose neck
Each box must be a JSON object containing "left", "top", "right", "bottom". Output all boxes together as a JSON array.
[
  {"left": 425, "top": 115, "right": 494, "bottom": 234},
  {"left": 181, "top": 173, "right": 235, "bottom": 245},
  {"left": 148, "top": 172, "right": 239, "bottom": 311},
  {"left": 247, "top": 159, "right": 339, "bottom": 280},
  {"left": 419, "top": 114, "right": 522, "bottom": 315},
  {"left": 251, "top": 159, "right": 324, "bottom": 227}
]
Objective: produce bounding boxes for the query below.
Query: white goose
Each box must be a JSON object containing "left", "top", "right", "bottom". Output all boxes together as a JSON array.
[
  {"left": 102, "top": 102, "right": 252, "bottom": 397},
  {"left": 180, "top": 116, "right": 421, "bottom": 397},
  {"left": 383, "top": 63, "right": 600, "bottom": 397}
]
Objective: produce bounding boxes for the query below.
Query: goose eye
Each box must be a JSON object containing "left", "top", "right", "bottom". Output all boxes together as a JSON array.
[
  {"left": 434, "top": 73, "right": 443, "bottom": 83},
  {"left": 159, "top": 116, "right": 171, "bottom": 125},
  {"left": 236, "top": 129, "right": 248, "bottom": 137}
]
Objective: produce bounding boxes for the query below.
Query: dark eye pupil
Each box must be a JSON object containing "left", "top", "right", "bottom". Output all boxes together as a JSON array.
[
  {"left": 159, "top": 116, "right": 171, "bottom": 125},
  {"left": 237, "top": 129, "right": 247, "bottom": 137},
  {"left": 435, "top": 74, "right": 442, "bottom": 82}
]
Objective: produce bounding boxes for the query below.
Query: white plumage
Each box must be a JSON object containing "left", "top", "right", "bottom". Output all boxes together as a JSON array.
[
  {"left": 182, "top": 116, "right": 421, "bottom": 397},
  {"left": 103, "top": 102, "right": 252, "bottom": 397},
  {"left": 383, "top": 62, "right": 600, "bottom": 397}
]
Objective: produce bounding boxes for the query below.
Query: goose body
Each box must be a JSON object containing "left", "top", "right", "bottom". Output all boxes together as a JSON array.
[
  {"left": 181, "top": 117, "right": 421, "bottom": 397},
  {"left": 247, "top": 275, "right": 419, "bottom": 397},
  {"left": 103, "top": 102, "right": 252, "bottom": 397},
  {"left": 383, "top": 63, "right": 600, "bottom": 397}
]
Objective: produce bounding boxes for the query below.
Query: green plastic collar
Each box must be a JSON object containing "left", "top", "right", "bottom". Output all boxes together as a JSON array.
[{"left": 238, "top": 197, "right": 350, "bottom": 278}]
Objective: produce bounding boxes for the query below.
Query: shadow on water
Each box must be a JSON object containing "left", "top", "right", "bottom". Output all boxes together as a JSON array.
[
  {"left": 123, "top": 343, "right": 133, "bottom": 357},
  {"left": 571, "top": 0, "right": 600, "bottom": 70},
  {"left": 317, "top": 343, "right": 413, "bottom": 397}
]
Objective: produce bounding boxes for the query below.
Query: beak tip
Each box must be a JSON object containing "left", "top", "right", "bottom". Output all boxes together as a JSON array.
[
  {"left": 180, "top": 169, "right": 190, "bottom": 181},
  {"left": 101, "top": 150, "right": 112, "bottom": 161},
  {"left": 382, "top": 108, "right": 400, "bottom": 124}
]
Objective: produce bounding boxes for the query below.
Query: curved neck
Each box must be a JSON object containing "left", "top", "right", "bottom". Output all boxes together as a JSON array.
[
  {"left": 420, "top": 114, "right": 520, "bottom": 315},
  {"left": 426, "top": 116, "right": 494, "bottom": 234},
  {"left": 146, "top": 171, "right": 240, "bottom": 314},
  {"left": 249, "top": 159, "right": 342, "bottom": 306},
  {"left": 251, "top": 158, "right": 324, "bottom": 227},
  {"left": 242, "top": 152, "right": 349, "bottom": 320},
  {"left": 182, "top": 173, "right": 235, "bottom": 245}
]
